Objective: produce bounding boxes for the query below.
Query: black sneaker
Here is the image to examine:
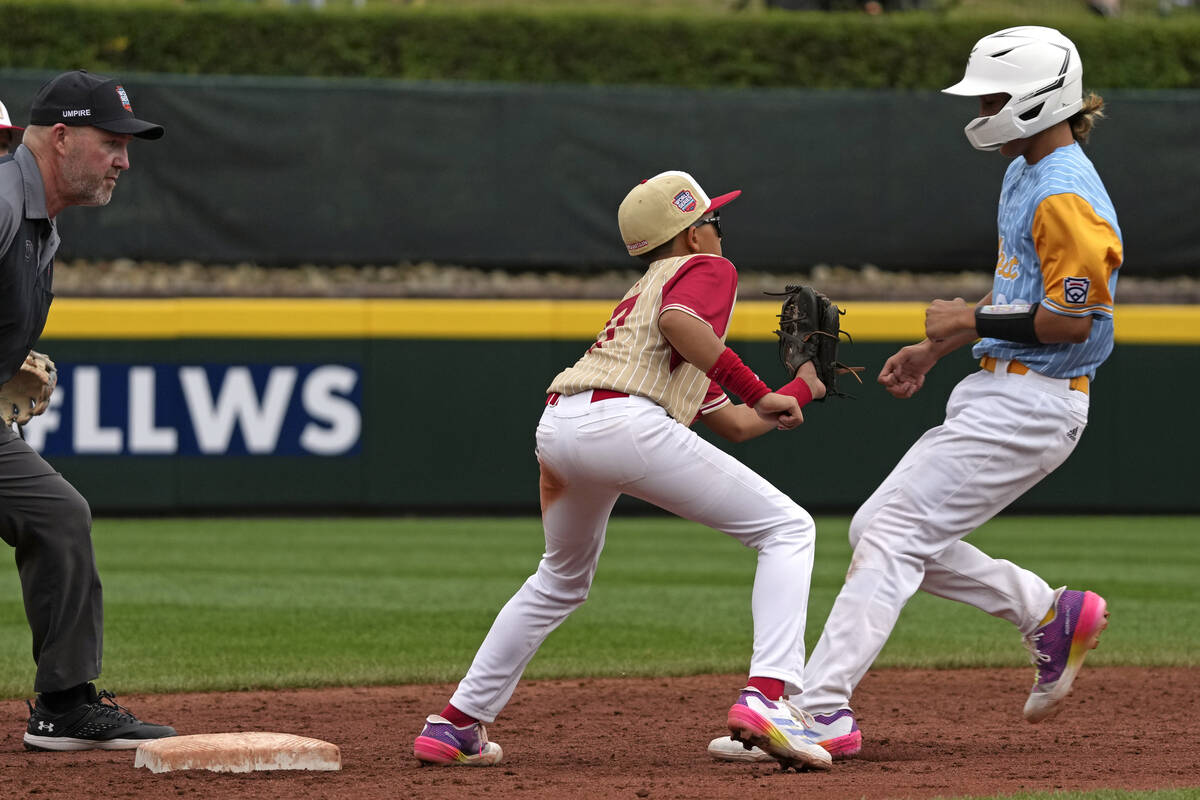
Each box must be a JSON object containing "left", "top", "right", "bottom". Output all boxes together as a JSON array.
[{"left": 23, "top": 685, "right": 176, "bottom": 751}]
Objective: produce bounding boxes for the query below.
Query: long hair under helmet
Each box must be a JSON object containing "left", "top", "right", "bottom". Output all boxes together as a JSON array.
[{"left": 943, "top": 26, "right": 1083, "bottom": 151}]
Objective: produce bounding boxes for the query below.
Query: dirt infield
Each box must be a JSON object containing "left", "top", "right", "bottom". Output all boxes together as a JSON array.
[{"left": 1, "top": 667, "right": 1196, "bottom": 800}]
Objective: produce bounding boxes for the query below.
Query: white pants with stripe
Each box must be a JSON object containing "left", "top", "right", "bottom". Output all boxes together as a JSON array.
[
  {"left": 451, "top": 392, "right": 817, "bottom": 722},
  {"left": 799, "top": 366, "right": 1090, "bottom": 713}
]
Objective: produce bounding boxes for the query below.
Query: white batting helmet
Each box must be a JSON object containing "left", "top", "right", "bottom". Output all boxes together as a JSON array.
[{"left": 943, "top": 26, "right": 1083, "bottom": 151}]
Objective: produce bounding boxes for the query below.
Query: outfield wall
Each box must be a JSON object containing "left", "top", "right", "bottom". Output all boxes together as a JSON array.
[
  {"left": 2, "top": 71, "right": 1198, "bottom": 273},
  {"left": 28, "top": 299, "right": 1199, "bottom": 514}
]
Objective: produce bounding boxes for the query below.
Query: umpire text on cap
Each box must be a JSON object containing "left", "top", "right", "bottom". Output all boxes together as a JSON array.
[{"left": 29, "top": 70, "right": 164, "bottom": 140}]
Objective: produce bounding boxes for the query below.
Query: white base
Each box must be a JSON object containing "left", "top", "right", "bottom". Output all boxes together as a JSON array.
[{"left": 134, "top": 732, "right": 341, "bottom": 773}]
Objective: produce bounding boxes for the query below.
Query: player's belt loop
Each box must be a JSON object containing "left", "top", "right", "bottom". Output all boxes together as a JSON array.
[
  {"left": 979, "top": 356, "right": 1024, "bottom": 378},
  {"left": 545, "top": 390, "right": 629, "bottom": 407},
  {"left": 979, "top": 357, "right": 1089, "bottom": 395},
  {"left": 589, "top": 389, "right": 629, "bottom": 403}
]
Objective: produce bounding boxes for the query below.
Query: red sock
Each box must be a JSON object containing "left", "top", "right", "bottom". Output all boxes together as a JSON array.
[
  {"left": 441, "top": 704, "right": 478, "bottom": 728},
  {"left": 747, "top": 677, "right": 786, "bottom": 701}
]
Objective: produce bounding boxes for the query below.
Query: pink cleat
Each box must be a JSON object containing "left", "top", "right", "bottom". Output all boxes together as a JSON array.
[
  {"left": 809, "top": 708, "right": 862, "bottom": 759},
  {"left": 727, "top": 688, "right": 831, "bottom": 771}
]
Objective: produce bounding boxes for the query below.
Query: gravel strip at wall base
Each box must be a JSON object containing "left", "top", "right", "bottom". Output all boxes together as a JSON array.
[{"left": 52, "top": 259, "right": 1200, "bottom": 303}]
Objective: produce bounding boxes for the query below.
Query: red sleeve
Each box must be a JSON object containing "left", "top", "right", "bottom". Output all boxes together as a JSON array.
[
  {"left": 660, "top": 255, "right": 737, "bottom": 338},
  {"left": 690, "top": 380, "right": 731, "bottom": 425}
]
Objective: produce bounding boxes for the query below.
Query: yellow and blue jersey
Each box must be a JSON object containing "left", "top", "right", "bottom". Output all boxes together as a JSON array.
[{"left": 973, "top": 142, "right": 1122, "bottom": 380}]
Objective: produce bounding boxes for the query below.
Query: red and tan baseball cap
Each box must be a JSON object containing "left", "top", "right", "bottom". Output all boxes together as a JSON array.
[
  {"left": 0, "top": 99, "right": 24, "bottom": 147},
  {"left": 618, "top": 170, "right": 740, "bottom": 256}
]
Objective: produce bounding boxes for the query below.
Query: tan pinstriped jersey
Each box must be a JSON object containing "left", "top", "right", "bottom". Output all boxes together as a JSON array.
[{"left": 547, "top": 254, "right": 734, "bottom": 425}]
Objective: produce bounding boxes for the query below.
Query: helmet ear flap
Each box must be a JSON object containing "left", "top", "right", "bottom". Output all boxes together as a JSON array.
[{"left": 963, "top": 109, "right": 1015, "bottom": 152}]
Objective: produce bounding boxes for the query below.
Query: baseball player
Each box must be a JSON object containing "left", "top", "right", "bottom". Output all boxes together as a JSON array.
[
  {"left": 413, "top": 170, "right": 833, "bottom": 771},
  {"left": 2, "top": 70, "right": 176, "bottom": 750},
  {"left": 0, "top": 99, "right": 23, "bottom": 156},
  {"left": 710, "top": 26, "right": 1118, "bottom": 763}
]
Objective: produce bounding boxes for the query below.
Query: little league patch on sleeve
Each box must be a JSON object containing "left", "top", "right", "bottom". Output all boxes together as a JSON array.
[
  {"left": 673, "top": 190, "right": 698, "bottom": 213},
  {"left": 1063, "top": 276, "right": 1090, "bottom": 305}
]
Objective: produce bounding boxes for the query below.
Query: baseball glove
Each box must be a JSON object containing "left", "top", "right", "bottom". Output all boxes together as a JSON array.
[
  {"left": 0, "top": 350, "right": 57, "bottom": 426},
  {"left": 769, "top": 285, "right": 862, "bottom": 400}
]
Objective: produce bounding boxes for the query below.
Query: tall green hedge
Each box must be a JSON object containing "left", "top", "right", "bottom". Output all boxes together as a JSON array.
[{"left": 4, "top": 1, "right": 1199, "bottom": 88}]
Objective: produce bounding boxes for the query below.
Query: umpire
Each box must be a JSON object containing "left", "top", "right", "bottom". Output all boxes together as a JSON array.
[{"left": 0, "top": 70, "right": 175, "bottom": 750}]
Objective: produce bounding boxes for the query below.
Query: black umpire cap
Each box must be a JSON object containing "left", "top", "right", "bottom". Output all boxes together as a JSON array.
[{"left": 29, "top": 70, "right": 164, "bottom": 140}]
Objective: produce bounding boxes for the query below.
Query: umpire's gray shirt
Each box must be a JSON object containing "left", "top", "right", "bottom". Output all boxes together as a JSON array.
[{"left": 0, "top": 144, "right": 58, "bottom": 384}]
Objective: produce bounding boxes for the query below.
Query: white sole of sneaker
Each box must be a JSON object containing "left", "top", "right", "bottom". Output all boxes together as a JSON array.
[
  {"left": 23, "top": 733, "right": 151, "bottom": 751},
  {"left": 707, "top": 736, "right": 774, "bottom": 763},
  {"left": 730, "top": 730, "right": 832, "bottom": 772}
]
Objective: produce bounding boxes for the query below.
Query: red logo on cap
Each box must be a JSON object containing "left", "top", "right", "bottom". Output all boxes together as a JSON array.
[
  {"left": 673, "top": 190, "right": 697, "bottom": 213},
  {"left": 116, "top": 85, "right": 132, "bottom": 112}
]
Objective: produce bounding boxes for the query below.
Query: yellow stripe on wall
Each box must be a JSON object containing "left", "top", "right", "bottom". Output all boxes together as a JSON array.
[{"left": 39, "top": 298, "right": 1200, "bottom": 344}]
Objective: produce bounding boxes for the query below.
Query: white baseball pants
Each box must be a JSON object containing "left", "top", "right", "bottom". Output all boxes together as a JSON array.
[
  {"left": 451, "top": 392, "right": 817, "bottom": 722},
  {"left": 800, "top": 365, "right": 1090, "bottom": 713}
]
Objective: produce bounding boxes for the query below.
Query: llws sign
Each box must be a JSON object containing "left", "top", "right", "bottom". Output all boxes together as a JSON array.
[{"left": 21, "top": 364, "right": 362, "bottom": 456}]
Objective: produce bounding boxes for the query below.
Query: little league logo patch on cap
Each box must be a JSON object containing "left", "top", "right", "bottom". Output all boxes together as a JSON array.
[
  {"left": 116, "top": 85, "right": 132, "bottom": 112},
  {"left": 673, "top": 190, "right": 698, "bottom": 214},
  {"left": 1063, "top": 276, "right": 1090, "bottom": 305}
]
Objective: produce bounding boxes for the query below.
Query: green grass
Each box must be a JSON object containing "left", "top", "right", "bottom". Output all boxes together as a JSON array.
[{"left": 0, "top": 515, "right": 1196, "bottom": 698}]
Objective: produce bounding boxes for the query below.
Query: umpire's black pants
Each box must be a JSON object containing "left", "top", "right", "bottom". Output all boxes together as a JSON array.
[{"left": 0, "top": 426, "right": 100, "bottom": 693}]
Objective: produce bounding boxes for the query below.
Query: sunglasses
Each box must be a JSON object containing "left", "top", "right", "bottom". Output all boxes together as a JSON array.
[{"left": 692, "top": 212, "right": 722, "bottom": 240}]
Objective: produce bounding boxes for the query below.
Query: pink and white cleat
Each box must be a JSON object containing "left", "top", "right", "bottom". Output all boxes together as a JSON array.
[
  {"left": 727, "top": 688, "right": 832, "bottom": 771},
  {"left": 709, "top": 706, "right": 860, "bottom": 762},
  {"left": 808, "top": 708, "right": 862, "bottom": 759}
]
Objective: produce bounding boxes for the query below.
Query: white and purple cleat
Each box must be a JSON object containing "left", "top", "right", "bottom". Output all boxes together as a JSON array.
[
  {"left": 709, "top": 705, "right": 860, "bottom": 763},
  {"left": 726, "top": 688, "right": 832, "bottom": 771},
  {"left": 413, "top": 714, "right": 503, "bottom": 766},
  {"left": 1023, "top": 588, "right": 1109, "bottom": 723},
  {"left": 809, "top": 708, "right": 862, "bottom": 759}
]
